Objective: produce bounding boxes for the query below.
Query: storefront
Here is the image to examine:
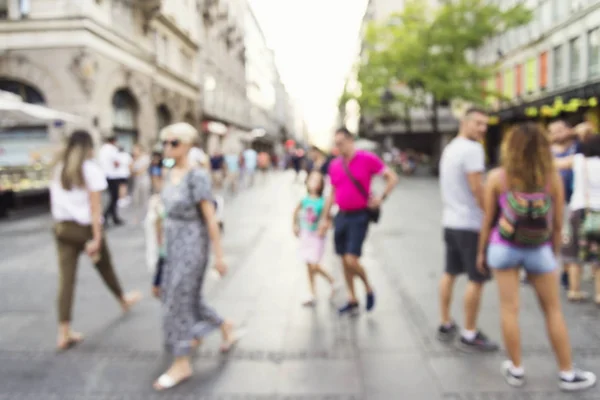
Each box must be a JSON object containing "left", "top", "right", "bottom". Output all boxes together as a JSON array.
[
  {"left": 487, "top": 82, "right": 600, "bottom": 165},
  {"left": 0, "top": 87, "right": 83, "bottom": 217}
]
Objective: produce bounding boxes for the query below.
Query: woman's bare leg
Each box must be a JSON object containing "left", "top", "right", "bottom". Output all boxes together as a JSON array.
[
  {"left": 493, "top": 268, "right": 522, "bottom": 367},
  {"left": 528, "top": 270, "right": 573, "bottom": 371}
]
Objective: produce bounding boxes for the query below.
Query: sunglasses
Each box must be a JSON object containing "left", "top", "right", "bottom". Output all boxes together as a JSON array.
[{"left": 162, "top": 139, "right": 181, "bottom": 148}]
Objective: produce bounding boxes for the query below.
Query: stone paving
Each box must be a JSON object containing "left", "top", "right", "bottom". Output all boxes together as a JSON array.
[{"left": 1, "top": 171, "right": 600, "bottom": 399}]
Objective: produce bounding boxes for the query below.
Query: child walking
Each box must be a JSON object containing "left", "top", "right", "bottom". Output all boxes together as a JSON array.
[{"left": 293, "top": 171, "right": 338, "bottom": 306}]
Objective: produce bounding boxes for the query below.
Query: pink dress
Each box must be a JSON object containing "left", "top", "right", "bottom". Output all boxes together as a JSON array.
[{"left": 298, "top": 196, "right": 326, "bottom": 264}]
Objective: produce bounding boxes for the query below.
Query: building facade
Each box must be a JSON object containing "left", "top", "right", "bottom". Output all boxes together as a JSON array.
[
  {"left": 244, "top": 4, "right": 280, "bottom": 148},
  {"left": 199, "top": 0, "right": 250, "bottom": 155},
  {"left": 477, "top": 0, "right": 600, "bottom": 164},
  {"left": 0, "top": 0, "right": 201, "bottom": 153}
]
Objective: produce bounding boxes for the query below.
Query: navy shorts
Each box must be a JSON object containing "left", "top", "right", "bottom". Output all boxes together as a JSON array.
[{"left": 334, "top": 210, "right": 370, "bottom": 257}]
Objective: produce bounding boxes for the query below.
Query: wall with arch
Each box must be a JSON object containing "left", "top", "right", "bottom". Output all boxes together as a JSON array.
[{"left": 0, "top": 47, "right": 200, "bottom": 151}]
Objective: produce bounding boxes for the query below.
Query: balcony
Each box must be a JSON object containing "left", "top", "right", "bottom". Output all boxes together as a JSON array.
[{"left": 133, "top": 0, "right": 162, "bottom": 19}]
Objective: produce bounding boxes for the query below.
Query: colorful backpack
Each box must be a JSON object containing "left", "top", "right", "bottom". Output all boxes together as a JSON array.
[{"left": 498, "top": 189, "right": 552, "bottom": 247}]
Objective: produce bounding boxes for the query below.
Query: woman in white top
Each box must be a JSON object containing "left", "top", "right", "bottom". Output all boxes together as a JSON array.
[
  {"left": 50, "top": 131, "right": 141, "bottom": 350},
  {"left": 557, "top": 134, "right": 600, "bottom": 303},
  {"left": 131, "top": 144, "right": 151, "bottom": 222}
]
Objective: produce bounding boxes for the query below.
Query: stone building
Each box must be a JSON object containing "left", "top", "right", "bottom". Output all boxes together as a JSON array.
[
  {"left": 199, "top": 0, "right": 250, "bottom": 155},
  {"left": 0, "top": 0, "right": 201, "bottom": 152}
]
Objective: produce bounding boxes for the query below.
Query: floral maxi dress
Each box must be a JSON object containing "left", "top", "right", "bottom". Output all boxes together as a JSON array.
[{"left": 160, "top": 168, "right": 223, "bottom": 356}]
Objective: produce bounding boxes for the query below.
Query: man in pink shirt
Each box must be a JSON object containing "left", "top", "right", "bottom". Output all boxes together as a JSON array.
[{"left": 319, "top": 128, "right": 398, "bottom": 314}]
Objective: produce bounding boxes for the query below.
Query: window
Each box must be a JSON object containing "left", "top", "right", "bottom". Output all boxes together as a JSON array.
[
  {"left": 111, "top": 1, "right": 134, "bottom": 37},
  {"left": 589, "top": 28, "right": 600, "bottom": 77},
  {"left": 552, "top": 0, "right": 569, "bottom": 23},
  {"left": 525, "top": 58, "right": 537, "bottom": 94},
  {"left": 570, "top": 37, "right": 582, "bottom": 82},
  {"left": 541, "top": 0, "right": 552, "bottom": 31},
  {"left": 157, "top": 35, "right": 168, "bottom": 65},
  {"left": 180, "top": 49, "right": 193, "bottom": 77},
  {"left": 552, "top": 45, "right": 563, "bottom": 87},
  {"left": 0, "top": 0, "right": 8, "bottom": 19},
  {"left": 540, "top": 52, "right": 548, "bottom": 89}
]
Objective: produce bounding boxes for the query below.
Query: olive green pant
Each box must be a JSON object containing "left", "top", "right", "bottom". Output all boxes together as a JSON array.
[{"left": 53, "top": 221, "right": 123, "bottom": 322}]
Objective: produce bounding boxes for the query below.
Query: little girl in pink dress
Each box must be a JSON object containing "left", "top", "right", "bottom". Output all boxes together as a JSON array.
[{"left": 293, "top": 171, "right": 339, "bottom": 306}]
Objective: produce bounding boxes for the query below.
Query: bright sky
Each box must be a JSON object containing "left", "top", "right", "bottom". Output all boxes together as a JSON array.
[{"left": 248, "top": 0, "right": 368, "bottom": 148}]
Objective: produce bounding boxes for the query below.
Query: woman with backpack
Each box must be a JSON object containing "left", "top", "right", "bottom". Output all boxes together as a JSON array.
[{"left": 476, "top": 122, "right": 596, "bottom": 391}]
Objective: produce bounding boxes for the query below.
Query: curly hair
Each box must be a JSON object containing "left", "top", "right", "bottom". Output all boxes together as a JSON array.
[{"left": 500, "top": 122, "right": 555, "bottom": 191}]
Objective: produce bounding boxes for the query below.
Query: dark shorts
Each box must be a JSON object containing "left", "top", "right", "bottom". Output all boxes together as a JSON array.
[
  {"left": 562, "top": 209, "right": 600, "bottom": 264},
  {"left": 444, "top": 228, "right": 489, "bottom": 283},
  {"left": 334, "top": 210, "right": 370, "bottom": 257}
]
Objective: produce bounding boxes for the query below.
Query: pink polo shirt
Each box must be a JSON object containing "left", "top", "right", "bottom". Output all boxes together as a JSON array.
[{"left": 328, "top": 150, "right": 385, "bottom": 211}]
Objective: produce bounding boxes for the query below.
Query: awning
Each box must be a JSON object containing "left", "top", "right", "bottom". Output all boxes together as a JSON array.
[
  {"left": 202, "top": 120, "right": 228, "bottom": 135},
  {"left": 0, "top": 90, "right": 84, "bottom": 127}
]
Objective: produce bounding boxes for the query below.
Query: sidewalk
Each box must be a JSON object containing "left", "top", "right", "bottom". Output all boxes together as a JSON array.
[{"left": 0, "top": 172, "right": 599, "bottom": 399}]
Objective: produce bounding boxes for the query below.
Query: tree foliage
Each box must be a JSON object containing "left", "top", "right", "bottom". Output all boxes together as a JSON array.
[{"left": 340, "top": 0, "right": 532, "bottom": 119}]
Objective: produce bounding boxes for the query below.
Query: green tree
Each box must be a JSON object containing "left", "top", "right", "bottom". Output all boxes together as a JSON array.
[{"left": 340, "top": 0, "right": 532, "bottom": 135}]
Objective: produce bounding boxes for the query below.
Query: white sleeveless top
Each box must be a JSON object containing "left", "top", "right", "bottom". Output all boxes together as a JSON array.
[{"left": 570, "top": 154, "right": 600, "bottom": 211}]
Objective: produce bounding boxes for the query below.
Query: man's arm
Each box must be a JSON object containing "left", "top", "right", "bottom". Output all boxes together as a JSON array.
[
  {"left": 465, "top": 145, "right": 486, "bottom": 210},
  {"left": 379, "top": 167, "right": 399, "bottom": 201},
  {"left": 467, "top": 171, "right": 484, "bottom": 210},
  {"left": 318, "top": 186, "right": 335, "bottom": 236}
]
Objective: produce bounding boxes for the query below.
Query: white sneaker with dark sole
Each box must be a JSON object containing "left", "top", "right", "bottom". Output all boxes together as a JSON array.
[
  {"left": 501, "top": 360, "right": 525, "bottom": 388},
  {"left": 559, "top": 369, "right": 597, "bottom": 392}
]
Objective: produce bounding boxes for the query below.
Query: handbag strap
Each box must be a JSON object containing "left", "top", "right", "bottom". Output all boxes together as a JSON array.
[
  {"left": 185, "top": 169, "right": 203, "bottom": 219},
  {"left": 341, "top": 159, "right": 369, "bottom": 201}
]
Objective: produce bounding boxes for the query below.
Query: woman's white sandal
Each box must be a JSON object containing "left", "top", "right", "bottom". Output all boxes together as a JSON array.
[{"left": 153, "top": 374, "right": 189, "bottom": 391}]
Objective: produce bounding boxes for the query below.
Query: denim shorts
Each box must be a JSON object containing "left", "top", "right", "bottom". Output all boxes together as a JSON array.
[
  {"left": 487, "top": 243, "right": 557, "bottom": 274},
  {"left": 334, "top": 210, "right": 369, "bottom": 257}
]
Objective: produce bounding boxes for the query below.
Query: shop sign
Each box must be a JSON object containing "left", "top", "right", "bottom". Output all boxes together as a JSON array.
[{"left": 521, "top": 96, "right": 599, "bottom": 119}]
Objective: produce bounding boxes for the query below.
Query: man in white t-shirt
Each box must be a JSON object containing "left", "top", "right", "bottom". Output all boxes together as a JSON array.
[
  {"left": 437, "top": 107, "right": 498, "bottom": 352},
  {"left": 98, "top": 136, "right": 123, "bottom": 225}
]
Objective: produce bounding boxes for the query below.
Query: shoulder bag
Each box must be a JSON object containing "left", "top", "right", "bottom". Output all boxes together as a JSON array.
[{"left": 341, "top": 162, "right": 380, "bottom": 223}]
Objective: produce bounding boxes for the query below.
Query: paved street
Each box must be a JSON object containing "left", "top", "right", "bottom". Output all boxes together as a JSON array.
[{"left": 1, "top": 171, "right": 600, "bottom": 399}]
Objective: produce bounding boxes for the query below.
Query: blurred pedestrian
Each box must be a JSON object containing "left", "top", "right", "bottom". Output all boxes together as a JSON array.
[
  {"left": 242, "top": 145, "right": 258, "bottom": 188},
  {"left": 437, "top": 108, "right": 498, "bottom": 352},
  {"left": 131, "top": 144, "right": 151, "bottom": 223},
  {"left": 477, "top": 122, "right": 596, "bottom": 391},
  {"left": 153, "top": 122, "right": 239, "bottom": 391},
  {"left": 318, "top": 127, "right": 398, "bottom": 315},
  {"left": 224, "top": 151, "right": 240, "bottom": 194},
  {"left": 556, "top": 134, "right": 600, "bottom": 302},
  {"left": 50, "top": 130, "right": 141, "bottom": 350},
  {"left": 293, "top": 171, "right": 339, "bottom": 306},
  {"left": 149, "top": 150, "right": 163, "bottom": 194},
  {"left": 99, "top": 136, "right": 123, "bottom": 225}
]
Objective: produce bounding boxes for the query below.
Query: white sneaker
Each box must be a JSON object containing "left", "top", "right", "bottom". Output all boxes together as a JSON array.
[
  {"left": 501, "top": 360, "right": 525, "bottom": 388},
  {"left": 559, "top": 369, "right": 597, "bottom": 392}
]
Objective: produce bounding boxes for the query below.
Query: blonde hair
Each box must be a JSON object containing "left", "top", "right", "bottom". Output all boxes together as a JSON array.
[
  {"left": 159, "top": 122, "right": 198, "bottom": 144},
  {"left": 60, "top": 130, "right": 94, "bottom": 190}
]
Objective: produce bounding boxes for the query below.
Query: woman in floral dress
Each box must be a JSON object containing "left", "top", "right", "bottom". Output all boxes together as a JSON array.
[{"left": 153, "top": 122, "right": 238, "bottom": 391}]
